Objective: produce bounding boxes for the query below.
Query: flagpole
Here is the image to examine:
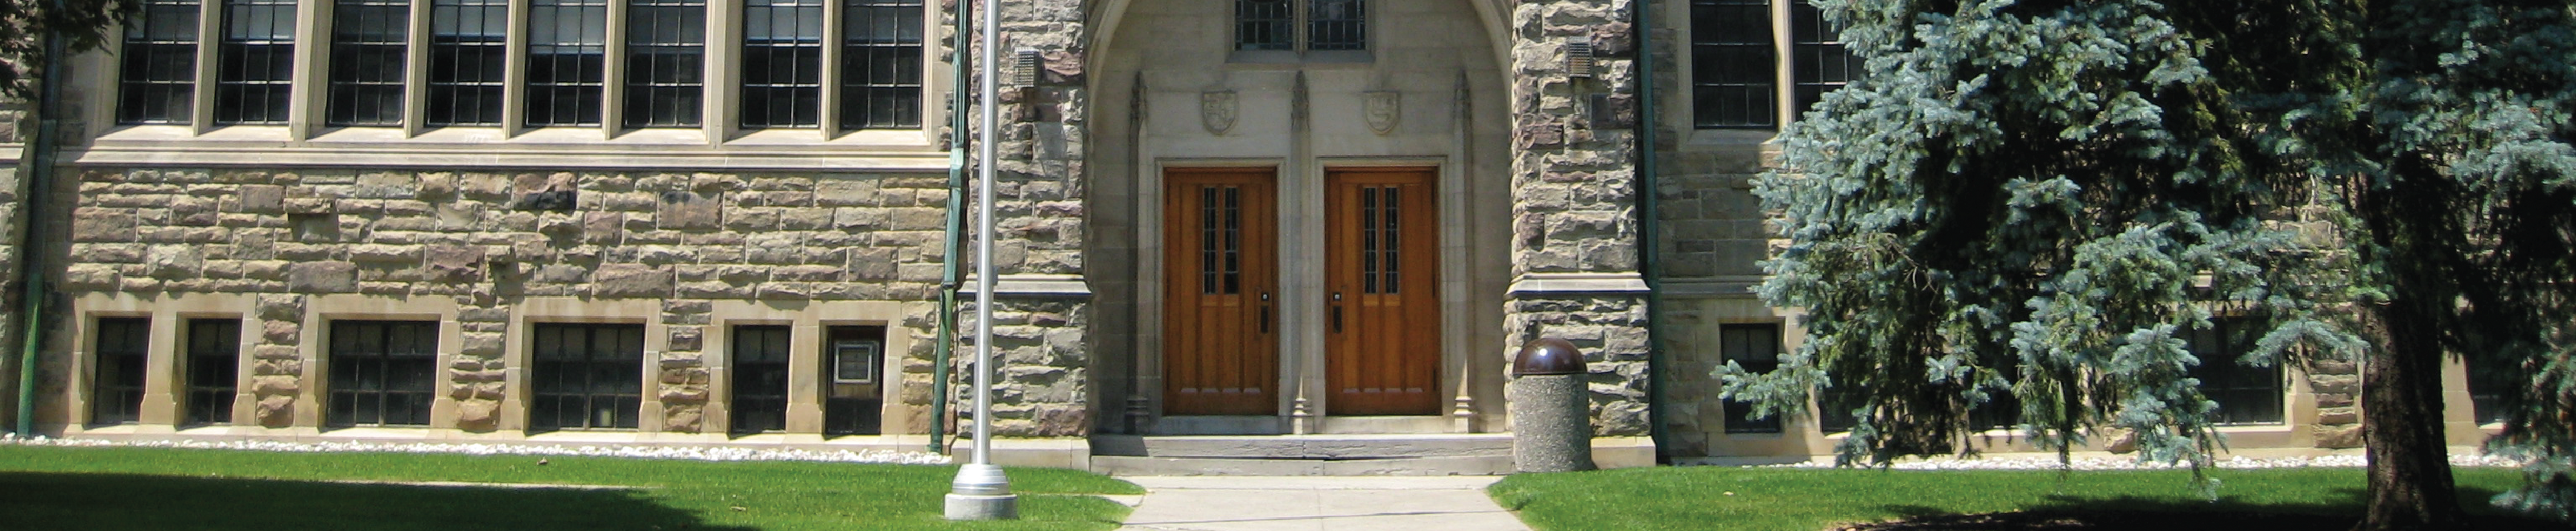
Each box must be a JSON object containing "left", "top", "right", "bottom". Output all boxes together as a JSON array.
[{"left": 943, "top": 0, "right": 1015, "bottom": 519}]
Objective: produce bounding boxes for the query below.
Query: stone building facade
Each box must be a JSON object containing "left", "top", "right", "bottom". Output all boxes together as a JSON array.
[{"left": 0, "top": 0, "right": 2504, "bottom": 470}]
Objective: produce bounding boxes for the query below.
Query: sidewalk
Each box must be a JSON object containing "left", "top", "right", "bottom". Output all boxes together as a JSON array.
[{"left": 1114, "top": 475, "right": 1533, "bottom": 531}]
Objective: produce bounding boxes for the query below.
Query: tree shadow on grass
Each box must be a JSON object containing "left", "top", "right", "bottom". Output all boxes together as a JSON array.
[
  {"left": 0, "top": 471, "right": 758, "bottom": 531},
  {"left": 1859, "top": 486, "right": 2574, "bottom": 530}
]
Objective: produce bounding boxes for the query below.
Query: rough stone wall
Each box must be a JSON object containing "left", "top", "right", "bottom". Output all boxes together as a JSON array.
[
  {"left": 55, "top": 167, "right": 957, "bottom": 432},
  {"left": 0, "top": 101, "right": 21, "bottom": 428},
  {"left": 2309, "top": 359, "right": 2363, "bottom": 448},
  {"left": 959, "top": 298, "right": 1088, "bottom": 436},
  {"left": 1506, "top": 0, "right": 1654, "bottom": 438},
  {"left": 976, "top": 0, "right": 1093, "bottom": 437}
]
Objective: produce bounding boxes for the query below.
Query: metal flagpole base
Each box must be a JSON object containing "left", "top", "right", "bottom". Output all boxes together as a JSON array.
[{"left": 943, "top": 463, "right": 1018, "bottom": 520}]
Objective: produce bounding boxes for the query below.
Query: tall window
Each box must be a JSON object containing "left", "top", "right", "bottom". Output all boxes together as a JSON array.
[
  {"left": 2187, "top": 319, "right": 2285, "bottom": 425},
  {"left": 730, "top": 326, "right": 792, "bottom": 435},
  {"left": 1720, "top": 323, "right": 1783, "bottom": 434},
  {"left": 329, "top": 0, "right": 409, "bottom": 126},
  {"left": 839, "top": 0, "right": 923, "bottom": 129},
  {"left": 184, "top": 319, "right": 242, "bottom": 426},
  {"left": 90, "top": 318, "right": 151, "bottom": 426},
  {"left": 823, "top": 325, "right": 884, "bottom": 436},
  {"left": 1789, "top": 2, "right": 1857, "bottom": 116},
  {"left": 528, "top": 0, "right": 610, "bottom": 126},
  {"left": 119, "top": 0, "right": 200, "bottom": 124},
  {"left": 1234, "top": 0, "right": 1364, "bottom": 52},
  {"left": 626, "top": 0, "right": 706, "bottom": 127},
  {"left": 1690, "top": 0, "right": 1774, "bottom": 128},
  {"left": 530, "top": 323, "right": 645, "bottom": 431},
  {"left": 217, "top": 0, "right": 296, "bottom": 124},
  {"left": 741, "top": 0, "right": 824, "bottom": 129},
  {"left": 327, "top": 321, "right": 439, "bottom": 427},
  {"left": 429, "top": 0, "right": 508, "bottom": 126}
]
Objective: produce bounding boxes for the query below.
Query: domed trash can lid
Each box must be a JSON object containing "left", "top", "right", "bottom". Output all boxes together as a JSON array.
[{"left": 1513, "top": 337, "right": 1585, "bottom": 376}]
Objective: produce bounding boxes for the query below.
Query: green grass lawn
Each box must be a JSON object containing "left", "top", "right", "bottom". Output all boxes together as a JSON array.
[
  {"left": 1490, "top": 465, "right": 2570, "bottom": 531},
  {"left": 0, "top": 445, "right": 1141, "bottom": 531}
]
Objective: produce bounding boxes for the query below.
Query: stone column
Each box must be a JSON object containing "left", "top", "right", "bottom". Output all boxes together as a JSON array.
[
  {"left": 956, "top": 0, "right": 1092, "bottom": 438},
  {"left": 1504, "top": 0, "right": 1654, "bottom": 438}
]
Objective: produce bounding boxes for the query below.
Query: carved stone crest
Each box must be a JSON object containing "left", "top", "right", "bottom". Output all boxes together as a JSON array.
[
  {"left": 1200, "top": 91, "right": 1237, "bottom": 136},
  {"left": 1364, "top": 91, "right": 1401, "bottom": 135}
]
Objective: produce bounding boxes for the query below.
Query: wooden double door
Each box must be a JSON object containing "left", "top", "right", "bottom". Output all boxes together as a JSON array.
[{"left": 1163, "top": 167, "right": 1442, "bottom": 417}]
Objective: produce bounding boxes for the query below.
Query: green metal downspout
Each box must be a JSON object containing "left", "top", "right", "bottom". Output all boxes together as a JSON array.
[
  {"left": 14, "top": 0, "right": 70, "bottom": 437},
  {"left": 928, "top": 0, "right": 974, "bottom": 453},
  {"left": 1634, "top": 0, "right": 1670, "bottom": 462}
]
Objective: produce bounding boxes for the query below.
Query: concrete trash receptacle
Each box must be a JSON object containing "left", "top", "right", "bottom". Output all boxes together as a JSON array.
[{"left": 1509, "top": 337, "right": 1596, "bottom": 473}]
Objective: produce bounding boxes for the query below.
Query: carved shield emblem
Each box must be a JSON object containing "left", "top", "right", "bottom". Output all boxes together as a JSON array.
[
  {"left": 1364, "top": 91, "right": 1401, "bottom": 135},
  {"left": 1200, "top": 91, "right": 1237, "bottom": 136}
]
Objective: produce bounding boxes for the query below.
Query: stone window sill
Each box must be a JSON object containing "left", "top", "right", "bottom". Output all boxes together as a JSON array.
[{"left": 69, "top": 124, "right": 947, "bottom": 172}]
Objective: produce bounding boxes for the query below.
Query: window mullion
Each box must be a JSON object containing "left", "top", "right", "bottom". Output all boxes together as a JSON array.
[
  {"left": 706, "top": 0, "right": 737, "bottom": 144},
  {"left": 191, "top": 0, "right": 221, "bottom": 133},
  {"left": 817, "top": 0, "right": 843, "bottom": 139},
  {"left": 290, "top": 0, "right": 330, "bottom": 139},
  {"left": 403, "top": 0, "right": 431, "bottom": 136},
  {"left": 1769, "top": 0, "right": 1793, "bottom": 130},
  {"left": 602, "top": 0, "right": 630, "bottom": 135},
  {"left": 502, "top": 0, "right": 530, "bottom": 134}
]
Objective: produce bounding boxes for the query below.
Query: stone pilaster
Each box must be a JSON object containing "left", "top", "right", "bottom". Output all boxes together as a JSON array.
[{"left": 1505, "top": 0, "right": 1653, "bottom": 438}]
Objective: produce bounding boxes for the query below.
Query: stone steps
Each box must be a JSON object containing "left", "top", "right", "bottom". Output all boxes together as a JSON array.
[{"left": 1088, "top": 434, "right": 1517, "bottom": 475}]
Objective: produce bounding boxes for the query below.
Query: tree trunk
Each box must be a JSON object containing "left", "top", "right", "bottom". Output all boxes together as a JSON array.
[{"left": 2356, "top": 299, "right": 2470, "bottom": 531}]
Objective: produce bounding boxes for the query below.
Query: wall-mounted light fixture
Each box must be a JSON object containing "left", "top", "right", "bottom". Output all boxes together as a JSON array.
[
  {"left": 1565, "top": 36, "right": 1595, "bottom": 79},
  {"left": 1013, "top": 48, "right": 1043, "bottom": 86}
]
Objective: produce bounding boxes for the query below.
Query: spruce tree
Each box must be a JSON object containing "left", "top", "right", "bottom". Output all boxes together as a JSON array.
[{"left": 1725, "top": 0, "right": 2576, "bottom": 528}]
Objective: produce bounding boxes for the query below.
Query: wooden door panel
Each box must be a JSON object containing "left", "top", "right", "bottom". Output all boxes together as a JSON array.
[
  {"left": 1324, "top": 168, "right": 1440, "bottom": 415},
  {"left": 1164, "top": 168, "right": 1279, "bottom": 416}
]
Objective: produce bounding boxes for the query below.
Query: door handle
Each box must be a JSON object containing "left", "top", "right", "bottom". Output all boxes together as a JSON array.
[{"left": 1331, "top": 291, "right": 1344, "bottom": 333}]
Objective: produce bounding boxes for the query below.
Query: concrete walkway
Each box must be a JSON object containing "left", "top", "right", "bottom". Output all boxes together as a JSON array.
[{"left": 1114, "top": 475, "right": 1532, "bottom": 531}]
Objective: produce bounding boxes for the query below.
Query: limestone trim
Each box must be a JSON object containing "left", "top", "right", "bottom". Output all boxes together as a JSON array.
[
  {"left": 1506, "top": 272, "right": 1651, "bottom": 295},
  {"left": 698, "top": 299, "right": 914, "bottom": 440},
  {"left": 51, "top": 292, "right": 263, "bottom": 434}
]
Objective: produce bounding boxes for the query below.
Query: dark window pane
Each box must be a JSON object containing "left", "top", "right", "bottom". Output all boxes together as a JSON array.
[
  {"left": 119, "top": 0, "right": 200, "bottom": 124},
  {"left": 529, "top": 0, "right": 609, "bottom": 126},
  {"left": 329, "top": 0, "right": 408, "bottom": 126},
  {"left": 429, "top": 0, "right": 507, "bottom": 126},
  {"left": 1720, "top": 323, "right": 1783, "bottom": 434},
  {"left": 625, "top": 0, "right": 705, "bottom": 127},
  {"left": 729, "top": 326, "right": 792, "bottom": 434},
  {"left": 2468, "top": 354, "right": 2513, "bottom": 425},
  {"left": 1790, "top": 2, "right": 1859, "bottom": 117},
  {"left": 529, "top": 323, "right": 645, "bottom": 431},
  {"left": 839, "top": 0, "right": 922, "bottom": 130},
  {"left": 2188, "top": 319, "right": 2286, "bottom": 426},
  {"left": 1690, "top": 0, "right": 1775, "bottom": 129},
  {"left": 742, "top": 0, "right": 823, "bottom": 129},
  {"left": 184, "top": 319, "right": 242, "bottom": 426},
  {"left": 91, "top": 318, "right": 152, "bottom": 425},
  {"left": 327, "top": 321, "right": 440, "bottom": 427},
  {"left": 1307, "top": 0, "right": 1364, "bottom": 51},
  {"left": 216, "top": 0, "right": 295, "bottom": 125},
  {"left": 1234, "top": 0, "right": 1290, "bottom": 51}
]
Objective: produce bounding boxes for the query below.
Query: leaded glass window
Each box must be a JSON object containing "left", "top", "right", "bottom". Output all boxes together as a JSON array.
[
  {"left": 839, "top": 0, "right": 923, "bottom": 130},
  {"left": 1790, "top": 1, "right": 1858, "bottom": 116},
  {"left": 184, "top": 319, "right": 242, "bottom": 426},
  {"left": 329, "top": 0, "right": 409, "bottom": 126},
  {"left": 429, "top": 0, "right": 508, "bottom": 126},
  {"left": 823, "top": 326, "right": 885, "bottom": 436},
  {"left": 1721, "top": 323, "right": 1783, "bottom": 434},
  {"left": 1690, "top": 0, "right": 1775, "bottom": 128},
  {"left": 625, "top": 0, "right": 706, "bottom": 127},
  {"left": 730, "top": 326, "right": 792, "bottom": 435},
  {"left": 1307, "top": 0, "right": 1364, "bottom": 51},
  {"left": 2186, "top": 319, "right": 2286, "bottom": 426},
  {"left": 118, "top": 0, "right": 200, "bottom": 124},
  {"left": 217, "top": 0, "right": 295, "bottom": 125},
  {"left": 528, "top": 0, "right": 609, "bottom": 126},
  {"left": 1235, "top": 0, "right": 1290, "bottom": 51},
  {"left": 90, "top": 318, "right": 151, "bottom": 426},
  {"left": 327, "top": 321, "right": 439, "bottom": 427},
  {"left": 741, "top": 0, "right": 824, "bottom": 129},
  {"left": 530, "top": 323, "right": 645, "bottom": 431}
]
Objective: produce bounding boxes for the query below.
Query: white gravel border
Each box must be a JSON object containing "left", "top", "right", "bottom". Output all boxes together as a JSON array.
[
  {"left": 1766, "top": 453, "right": 2528, "bottom": 471},
  {"left": 0, "top": 433, "right": 953, "bottom": 465}
]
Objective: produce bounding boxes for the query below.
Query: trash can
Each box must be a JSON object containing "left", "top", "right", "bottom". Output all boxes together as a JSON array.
[{"left": 1510, "top": 337, "right": 1596, "bottom": 472}]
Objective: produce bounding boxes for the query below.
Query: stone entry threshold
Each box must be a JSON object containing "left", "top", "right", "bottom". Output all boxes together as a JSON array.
[
  {"left": 1089, "top": 434, "right": 1514, "bottom": 476},
  {"left": 1114, "top": 476, "right": 1531, "bottom": 531}
]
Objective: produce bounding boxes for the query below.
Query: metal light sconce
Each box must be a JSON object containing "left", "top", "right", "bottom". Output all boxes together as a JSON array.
[
  {"left": 1565, "top": 36, "right": 1595, "bottom": 79},
  {"left": 1013, "top": 48, "right": 1043, "bottom": 86}
]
